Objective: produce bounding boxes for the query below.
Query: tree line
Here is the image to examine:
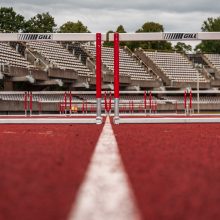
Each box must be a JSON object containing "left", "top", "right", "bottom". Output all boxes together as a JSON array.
[{"left": 1, "top": 7, "right": 220, "bottom": 53}]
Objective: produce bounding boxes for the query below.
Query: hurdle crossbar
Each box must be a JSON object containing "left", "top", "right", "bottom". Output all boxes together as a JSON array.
[
  {"left": 119, "top": 117, "right": 220, "bottom": 124},
  {"left": 0, "top": 33, "right": 106, "bottom": 124},
  {"left": 0, "top": 33, "right": 106, "bottom": 42},
  {"left": 109, "top": 32, "right": 220, "bottom": 42},
  {"left": 109, "top": 32, "right": 220, "bottom": 124}
]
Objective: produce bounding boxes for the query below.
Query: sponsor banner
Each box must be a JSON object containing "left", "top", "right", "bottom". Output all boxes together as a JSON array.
[
  {"left": 163, "top": 33, "right": 198, "bottom": 40},
  {"left": 17, "top": 34, "right": 53, "bottom": 41}
]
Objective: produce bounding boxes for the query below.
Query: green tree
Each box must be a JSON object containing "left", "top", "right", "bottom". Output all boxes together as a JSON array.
[
  {"left": 174, "top": 42, "right": 192, "bottom": 53},
  {"left": 128, "top": 22, "right": 172, "bottom": 51},
  {"left": 59, "top": 21, "right": 90, "bottom": 33},
  {"left": 0, "top": 7, "right": 25, "bottom": 32},
  {"left": 116, "top": 25, "right": 127, "bottom": 47},
  {"left": 24, "top": 12, "right": 56, "bottom": 33},
  {"left": 195, "top": 17, "right": 220, "bottom": 53},
  {"left": 116, "top": 25, "right": 126, "bottom": 33}
]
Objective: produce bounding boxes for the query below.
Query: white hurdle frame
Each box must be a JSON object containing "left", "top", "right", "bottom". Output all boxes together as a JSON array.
[
  {"left": 0, "top": 33, "right": 106, "bottom": 124},
  {"left": 109, "top": 32, "right": 220, "bottom": 124}
]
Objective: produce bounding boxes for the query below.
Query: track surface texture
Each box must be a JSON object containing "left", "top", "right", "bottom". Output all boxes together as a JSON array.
[
  {"left": 0, "top": 123, "right": 103, "bottom": 220},
  {"left": 112, "top": 123, "right": 220, "bottom": 220}
]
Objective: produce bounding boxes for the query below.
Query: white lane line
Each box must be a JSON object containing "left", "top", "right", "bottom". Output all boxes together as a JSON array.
[{"left": 68, "top": 117, "right": 141, "bottom": 220}]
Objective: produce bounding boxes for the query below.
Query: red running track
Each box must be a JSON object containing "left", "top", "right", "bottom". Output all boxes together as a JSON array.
[
  {"left": 113, "top": 123, "right": 220, "bottom": 220},
  {"left": 0, "top": 123, "right": 103, "bottom": 220}
]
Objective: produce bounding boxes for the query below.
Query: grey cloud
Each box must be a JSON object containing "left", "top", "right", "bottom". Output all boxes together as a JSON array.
[
  {"left": 1, "top": 0, "right": 220, "bottom": 13},
  {"left": 1, "top": 0, "right": 219, "bottom": 35}
]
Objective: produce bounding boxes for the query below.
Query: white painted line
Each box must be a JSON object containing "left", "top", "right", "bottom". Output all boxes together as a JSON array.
[
  {"left": 119, "top": 117, "right": 220, "bottom": 124},
  {"left": 68, "top": 117, "right": 141, "bottom": 220},
  {"left": 0, "top": 118, "right": 96, "bottom": 124}
]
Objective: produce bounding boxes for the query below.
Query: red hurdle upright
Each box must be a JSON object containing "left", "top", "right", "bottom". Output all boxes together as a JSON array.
[
  {"left": 104, "top": 91, "right": 107, "bottom": 113},
  {"left": 24, "top": 92, "right": 27, "bottom": 116},
  {"left": 184, "top": 90, "right": 187, "bottom": 114},
  {"left": 149, "top": 91, "right": 152, "bottom": 114},
  {"left": 114, "top": 32, "right": 120, "bottom": 124},
  {"left": 64, "top": 92, "right": 67, "bottom": 115},
  {"left": 189, "top": 90, "right": 192, "bottom": 113},
  {"left": 24, "top": 91, "right": 33, "bottom": 116},
  {"left": 144, "top": 91, "right": 147, "bottom": 114},
  {"left": 96, "top": 33, "right": 102, "bottom": 124},
  {"left": 109, "top": 92, "right": 112, "bottom": 114},
  {"left": 69, "top": 91, "right": 72, "bottom": 115},
  {"left": 29, "top": 92, "right": 32, "bottom": 116}
]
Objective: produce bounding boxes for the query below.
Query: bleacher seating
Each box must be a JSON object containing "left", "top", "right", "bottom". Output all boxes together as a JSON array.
[
  {"left": 144, "top": 51, "right": 208, "bottom": 83},
  {"left": 203, "top": 54, "right": 220, "bottom": 71},
  {"left": 26, "top": 41, "right": 93, "bottom": 77},
  {"left": 0, "top": 42, "right": 32, "bottom": 68},
  {"left": 85, "top": 45, "right": 155, "bottom": 81}
]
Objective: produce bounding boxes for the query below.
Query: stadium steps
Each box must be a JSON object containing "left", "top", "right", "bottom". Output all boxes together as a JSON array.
[
  {"left": 202, "top": 54, "right": 220, "bottom": 80},
  {"left": 123, "top": 46, "right": 161, "bottom": 88},
  {"left": 135, "top": 49, "right": 171, "bottom": 86},
  {"left": 81, "top": 44, "right": 131, "bottom": 84}
]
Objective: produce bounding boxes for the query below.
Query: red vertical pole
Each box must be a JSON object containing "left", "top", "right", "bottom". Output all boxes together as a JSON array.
[
  {"left": 184, "top": 90, "right": 187, "bottom": 111},
  {"left": 64, "top": 92, "right": 67, "bottom": 114},
  {"left": 104, "top": 91, "right": 107, "bottom": 112},
  {"left": 69, "top": 91, "right": 72, "bottom": 115},
  {"left": 149, "top": 91, "right": 152, "bottom": 113},
  {"left": 144, "top": 91, "right": 147, "bottom": 114},
  {"left": 109, "top": 92, "right": 112, "bottom": 112},
  {"left": 29, "top": 92, "right": 32, "bottom": 116},
  {"left": 96, "top": 33, "right": 102, "bottom": 123},
  {"left": 190, "top": 90, "right": 192, "bottom": 110},
  {"left": 114, "top": 33, "right": 119, "bottom": 99},
  {"left": 24, "top": 92, "right": 27, "bottom": 116},
  {"left": 114, "top": 32, "right": 120, "bottom": 123},
  {"left": 96, "top": 33, "right": 102, "bottom": 99}
]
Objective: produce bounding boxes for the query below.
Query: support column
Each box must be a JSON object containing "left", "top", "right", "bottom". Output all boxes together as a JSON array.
[
  {"left": 114, "top": 32, "right": 120, "bottom": 124},
  {"left": 96, "top": 33, "right": 102, "bottom": 124}
]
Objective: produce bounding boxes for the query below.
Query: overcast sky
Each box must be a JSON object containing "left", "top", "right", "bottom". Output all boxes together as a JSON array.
[{"left": 1, "top": 0, "right": 219, "bottom": 33}]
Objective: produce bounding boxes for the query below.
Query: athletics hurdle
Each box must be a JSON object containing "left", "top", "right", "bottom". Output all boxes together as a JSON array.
[
  {"left": 0, "top": 33, "right": 106, "bottom": 124},
  {"left": 24, "top": 91, "right": 33, "bottom": 116},
  {"left": 109, "top": 32, "right": 220, "bottom": 124}
]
